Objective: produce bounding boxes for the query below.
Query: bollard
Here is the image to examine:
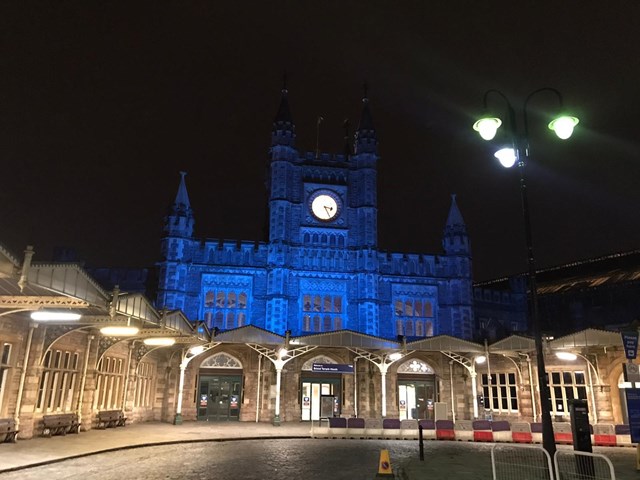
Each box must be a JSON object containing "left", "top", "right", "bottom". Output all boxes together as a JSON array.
[{"left": 419, "top": 424, "right": 424, "bottom": 461}]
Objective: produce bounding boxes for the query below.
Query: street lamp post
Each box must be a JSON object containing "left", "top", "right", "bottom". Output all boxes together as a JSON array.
[{"left": 473, "top": 88, "right": 579, "bottom": 460}]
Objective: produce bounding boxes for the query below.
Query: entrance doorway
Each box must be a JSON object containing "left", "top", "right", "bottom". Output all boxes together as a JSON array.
[
  {"left": 301, "top": 378, "right": 341, "bottom": 420},
  {"left": 398, "top": 378, "right": 437, "bottom": 420},
  {"left": 198, "top": 375, "right": 242, "bottom": 421}
]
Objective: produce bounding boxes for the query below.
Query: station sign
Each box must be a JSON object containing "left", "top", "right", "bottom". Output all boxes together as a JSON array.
[
  {"left": 312, "top": 363, "right": 354, "bottom": 374},
  {"left": 622, "top": 331, "right": 639, "bottom": 360}
]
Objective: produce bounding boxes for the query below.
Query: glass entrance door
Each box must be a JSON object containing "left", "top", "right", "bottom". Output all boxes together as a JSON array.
[
  {"left": 398, "top": 378, "right": 437, "bottom": 420},
  {"left": 198, "top": 375, "right": 242, "bottom": 421},
  {"left": 301, "top": 378, "right": 341, "bottom": 420}
]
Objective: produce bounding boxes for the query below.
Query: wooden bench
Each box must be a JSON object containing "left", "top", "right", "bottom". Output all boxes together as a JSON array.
[
  {"left": 0, "top": 418, "right": 18, "bottom": 443},
  {"left": 42, "top": 413, "right": 80, "bottom": 437},
  {"left": 97, "top": 410, "right": 127, "bottom": 429}
]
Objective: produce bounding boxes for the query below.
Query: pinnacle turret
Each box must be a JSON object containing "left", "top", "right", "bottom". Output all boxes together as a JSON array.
[
  {"left": 443, "top": 194, "right": 470, "bottom": 255},
  {"left": 354, "top": 89, "right": 378, "bottom": 155},
  {"left": 272, "top": 85, "right": 296, "bottom": 148}
]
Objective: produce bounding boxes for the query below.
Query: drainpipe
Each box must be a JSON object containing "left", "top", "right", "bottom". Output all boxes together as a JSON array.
[
  {"left": 527, "top": 356, "right": 537, "bottom": 422},
  {"left": 255, "top": 354, "right": 262, "bottom": 423},
  {"left": 353, "top": 357, "right": 358, "bottom": 418},
  {"left": 273, "top": 360, "right": 284, "bottom": 425},
  {"left": 586, "top": 358, "right": 598, "bottom": 424},
  {"left": 14, "top": 324, "right": 37, "bottom": 433},
  {"left": 449, "top": 361, "right": 456, "bottom": 422},
  {"left": 77, "top": 335, "right": 94, "bottom": 427},
  {"left": 470, "top": 369, "right": 479, "bottom": 419},
  {"left": 379, "top": 363, "right": 390, "bottom": 418},
  {"left": 174, "top": 362, "right": 187, "bottom": 425}
]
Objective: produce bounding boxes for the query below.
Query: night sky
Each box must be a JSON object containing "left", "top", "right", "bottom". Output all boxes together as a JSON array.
[{"left": 1, "top": 2, "right": 639, "bottom": 282}]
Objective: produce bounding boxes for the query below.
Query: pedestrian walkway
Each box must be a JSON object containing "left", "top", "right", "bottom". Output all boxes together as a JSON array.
[
  {"left": 0, "top": 421, "right": 637, "bottom": 479},
  {"left": 0, "top": 421, "right": 312, "bottom": 473}
]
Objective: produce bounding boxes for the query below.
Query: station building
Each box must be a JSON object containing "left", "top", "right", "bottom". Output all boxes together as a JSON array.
[{"left": 0, "top": 89, "right": 636, "bottom": 439}]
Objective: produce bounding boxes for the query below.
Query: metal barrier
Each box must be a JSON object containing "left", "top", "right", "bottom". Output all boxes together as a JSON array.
[
  {"left": 554, "top": 450, "right": 616, "bottom": 480},
  {"left": 491, "top": 443, "right": 553, "bottom": 480}
]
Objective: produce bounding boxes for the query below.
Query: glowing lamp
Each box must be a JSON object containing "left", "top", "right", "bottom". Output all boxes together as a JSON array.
[
  {"left": 100, "top": 326, "right": 139, "bottom": 336},
  {"left": 278, "top": 347, "right": 289, "bottom": 359},
  {"left": 30, "top": 311, "right": 81, "bottom": 321},
  {"left": 548, "top": 115, "right": 579, "bottom": 140},
  {"left": 189, "top": 345, "right": 205, "bottom": 355},
  {"left": 389, "top": 352, "right": 403, "bottom": 361},
  {"left": 556, "top": 351, "right": 577, "bottom": 361},
  {"left": 143, "top": 337, "right": 176, "bottom": 346},
  {"left": 473, "top": 117, "right": 502, "bottom": 141},
  {"left": 494, "top": 147, "right": 517, "bottom": 168},
  {"left": 475, "top": 355, "right": 487, "bottom": 364}
]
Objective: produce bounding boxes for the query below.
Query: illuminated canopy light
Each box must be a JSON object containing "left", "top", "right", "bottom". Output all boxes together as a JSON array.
[
  {"left": 556, "top": 351, "right": 577, "bottom": 361},
  {"left": 475, "top": 355, "right": 487, "bottom": 364},
  {"left": 548, "top": 115, "right": 579, "bottom": 140},
  {"left": 278, "top": 347, "right": 289, "bottom": 359},
  {"left": 30, "top": 311, "right": 81, "bottom": 321},
  {"left": 189, "top": 345, "right": 205, "bottom": 355},
  {"left": 473, "top": 117, "right": 502, "bottom": 141},
  {"left": 100, "top": 326, "right": 139, "bottom": 336},
  {"left": 143, "top": 337, "right": 176, "bottom": 346},
  {"left": 389, "top": 352, "right": 403, "bottom": 361},
  {"left": 494, "top": 147, "right": 517, "bottom": 168}
]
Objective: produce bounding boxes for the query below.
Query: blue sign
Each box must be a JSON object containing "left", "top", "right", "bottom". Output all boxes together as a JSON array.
[
  {"left": 622, "top": 332, "right": 639, "bottom": 360},
  {"left": 312, "top": 363, "right": 354, "bottom": 374},
  {"left": 625, "top": 388, "right": 640, "bottom": 443}
]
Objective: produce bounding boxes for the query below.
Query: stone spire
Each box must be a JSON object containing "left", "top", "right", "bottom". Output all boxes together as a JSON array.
[
  {"left": 354, "top": 84, "right": 378, "bottom": 155},
  {"left": 443, "top": 194, "right": 470, "bottom": 255},
  {"left": 165, "top": 171, "right": 194, "bottom": 237},
  {"left": 272, "top": 77, "right": 296, "bottom": 148}
]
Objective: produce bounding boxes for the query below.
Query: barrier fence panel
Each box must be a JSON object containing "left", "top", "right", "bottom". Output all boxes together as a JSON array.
[
  {"left": 554, "top": 450, "right": 616, "bottom": 480},
  {"left": 491, "top": 444, "right": 553, "bottom": 480}
]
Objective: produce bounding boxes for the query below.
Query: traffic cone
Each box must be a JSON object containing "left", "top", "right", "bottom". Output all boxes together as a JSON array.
[{"left": 375, "top": 449, "right": 394, "bottom": 478}]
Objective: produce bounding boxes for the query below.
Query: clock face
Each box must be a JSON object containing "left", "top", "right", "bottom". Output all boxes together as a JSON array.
[{"left": 310, "top": 192, "right": 340, "bottom": 221}]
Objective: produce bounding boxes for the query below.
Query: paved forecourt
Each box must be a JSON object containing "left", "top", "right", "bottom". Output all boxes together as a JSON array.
[{"left": 0, "top": 421, "right": 638, "bottom": 479}]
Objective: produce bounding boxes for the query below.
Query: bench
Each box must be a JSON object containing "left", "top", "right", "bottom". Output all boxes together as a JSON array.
[
  {"left": 0, "top": 418, "right": 18, "bottom": 443},
  {"left": 42, "top": 413, "right": 80, "bottom": 437},
  {"left": 97, "top": 410, "right": 127, "bottom": 429}
]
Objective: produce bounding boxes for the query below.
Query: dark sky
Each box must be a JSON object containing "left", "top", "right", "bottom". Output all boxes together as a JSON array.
[{"left": 1, "top": 1, "right": 639, "bottom": 282}]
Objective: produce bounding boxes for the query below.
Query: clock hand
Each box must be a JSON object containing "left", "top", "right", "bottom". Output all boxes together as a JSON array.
[{"left": 324, "top": 205, "right": 333, "bottom": 217}]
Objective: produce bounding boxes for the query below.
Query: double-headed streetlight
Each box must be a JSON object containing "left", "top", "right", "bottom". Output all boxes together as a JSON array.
[{"left": 473, "top": 88, "right": 579, "bottom": 459}]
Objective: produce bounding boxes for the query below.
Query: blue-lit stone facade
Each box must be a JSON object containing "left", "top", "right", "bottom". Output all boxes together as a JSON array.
[{"left": 157, "top": 89, "right": 474, "bottom": 339}]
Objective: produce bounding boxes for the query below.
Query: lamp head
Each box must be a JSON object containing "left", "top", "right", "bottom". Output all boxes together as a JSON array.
[
  {"left": 475, "top": 355, "right": 487, "bottom": 364},
  {"left": 556, "top": 351, "right": 577, "bottom": 361},
  {"left": 548, "top": 115, "right": 579, "bottom": 140},
  {"left": 494, "top": 147, "right": 517, "bottom": 168},
  {"left": 473, "top": 116, "right": 502, "bottom": 141}
]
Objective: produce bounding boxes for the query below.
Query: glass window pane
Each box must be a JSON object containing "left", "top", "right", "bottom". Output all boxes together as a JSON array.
[
  {"left": 554, "top": 386, "right": 563, "bottom": 398},
  {"left": 490, "top": 374, "right": 497, "bottom": 384},
  {"left": 405, "top": 320, "right": 414, "bottom": 336},
  {"left": 575, "top": 372, "right": 585, "bottom": 385},
  {"left": 502, "top": 398, "right": 508, "bottom": 410},
  {"left": 205, "top": 291, "right": 214, "bottom": 307},
  {"left": 577, "top": 387, "right": 588, "bottom": 400},
  {"left": 334, "top": 297, "right": 342, "bottom": 313},
  {"left": 499, "top": 373, "right": 506, "bottom": 384},
  {"left": 334, "top": 317, "right": 342, "bottom": 330},
  {"left": 405, "top": 300, "right": 413, "bottom": 316},
  {"left": 508, "top": 373, "right": 516, "bottom": 384},
  {"left": 500, "top": 386, "right": 507, "bottom": 397},
  {"left": 238, "top": 293, "right": 247, "bottom": 308},
  {"left": 552, "top": 372, "right": 561, "bottom": 384},
  {"left": 510, "top": 386, "right": 517, "bottom": 398},
  {"left": 424, "top": 302, "right": 433, "bottom": 317},
  {"left": 313, "top": 296, "right": 321, "bottom": 312},
  {"left": 563, "top": 372, "right": 573, "bottom": 384},
  {"left": 565, "top": 387, "right": 575, "bottom": 400},
  {"left": 395, "top": 300, "right": 403, "bottom": 316},
  {"left": 228, "top": 292, "right": 236, "bottom": 307},
  {"left": 511, "top": 398, "right": 518, "bottom": 410},
  {"left": 1, "top": 344, "right": 10, "bottom": 365},
  {"left": 323, "top": 296, "right": 331, "bottom": 312},
  {"left": 481, "top": 374, "right": 488, "bottom": 385},
  {"left": 415, "top": 301, "right": 423, "bottom": 317},
  {"left": 303, "top": 295, "right": 311, "bottom": 311},
  {"left": 323, "top": 316, "right": 331, "bottom": 331},
  {"left": 216, "top": 292, "right": 225, "bottom": 307}
]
